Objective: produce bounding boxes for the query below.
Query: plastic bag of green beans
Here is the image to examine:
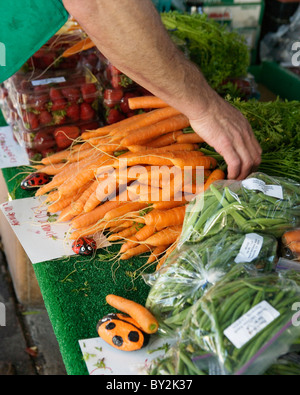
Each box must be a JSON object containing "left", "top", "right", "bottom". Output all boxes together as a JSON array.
[
  {"left": 181, "top": 264, "right": 300, "bottom": 375},
  {"left": 145, "top": 230, "right": 278, "bottom": 337},
  {"left": 147, "top": 341, "right": 216, "bottom": 376},
  {"left": 180, "top": 172, "right": 300, "bottom": 244}
]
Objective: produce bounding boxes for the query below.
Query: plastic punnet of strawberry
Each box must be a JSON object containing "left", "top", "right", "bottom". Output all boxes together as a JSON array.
[{"left": 10, "top": 69, "right": 102, "bottom": 131}]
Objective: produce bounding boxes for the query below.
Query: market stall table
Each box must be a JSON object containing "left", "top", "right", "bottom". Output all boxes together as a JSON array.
[{"left": 0, "top": 115, "right": 153, "bottom": 375}]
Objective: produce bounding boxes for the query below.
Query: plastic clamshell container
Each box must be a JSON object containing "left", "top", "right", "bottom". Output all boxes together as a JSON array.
[{"left": 8, "top": 68, "right": 102, "bottom": 132}]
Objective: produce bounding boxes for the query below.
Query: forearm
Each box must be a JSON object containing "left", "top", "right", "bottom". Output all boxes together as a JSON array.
[{"left": 62, "top": 0, "right": 214, "bottom": 119}]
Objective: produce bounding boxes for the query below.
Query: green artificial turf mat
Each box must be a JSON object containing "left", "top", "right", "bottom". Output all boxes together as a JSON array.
[{"left": 1, "top": 160, "right": 153, "bottom": 375}]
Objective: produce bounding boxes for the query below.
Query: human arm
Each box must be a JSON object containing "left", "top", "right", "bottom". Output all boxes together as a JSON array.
[{"left": 62, "top": 0, "right": 262, "bottom": 180}]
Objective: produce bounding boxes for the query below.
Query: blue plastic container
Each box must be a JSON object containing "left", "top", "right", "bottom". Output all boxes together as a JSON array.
[{"left": 152, "top": 0, "right": 173, "bottom": 12}]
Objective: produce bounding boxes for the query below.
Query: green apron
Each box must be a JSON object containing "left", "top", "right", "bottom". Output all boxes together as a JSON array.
[{"left": 0, "top": 0, "right": 68, "bottom": 83}]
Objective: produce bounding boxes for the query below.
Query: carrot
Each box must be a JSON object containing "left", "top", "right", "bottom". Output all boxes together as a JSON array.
[
  {"left": 288, "top": 241, "right": 300, "bottom": 253},
  {"left": 105, "top": 294, "right": 159, "bottom": 334},
  {"left": 71, "top": 200, "right": 127, "bottom": 230},
  {"left": 176, "top": 133, "right": 205, "bottom": 144},
  {"left": 197, "top": 168, "right": 226, "bottom": 194},
  {"left": 128, "top": 96, "right": 168, "bottom": 110},
  {"left": 57, "top": 205, "right": 77, "bottom": 223},
  {"left": 47, "top": 191, "right": 81, "bottom": 214},
  {"left": 104, "top": 201, "right": 148, "bottom": 222},
  {"left": 127, "top": 143, "right": 198, "bottom": 154},
  {"left": 146, "top": 131, "right": 183, "bottom": 148},
  {"left": 62, "top": 37, "right": 95, "bottom": 57},
  {"left": 107, "top": 224, "right": 141, "bottom": 242},
  {"left": 64, "top": 180, "right": 98, "bottom": 218},
  {"left": 144, "top": 206, "right": 186, "bottom": 230},
  {"left": 37, "top": 162, "right": 68, "bottom": 176},
  {"left": 120, "top": 114, "right": 190, "bottom": 146},
  {"left": 135, "top": 224, "right": 156, "bottom": 242},
  {"left": 120, "top": 244, "right": 153, "bottom": 260},
  {"left": 41, "top": 150, "right": 73, "bottom": 165},
  {"left": 120, "top": 236, "right": 139, "bottom": 253},
  {"left": 146, "top": 245, "right": 169, "bottom": 264},
  {"left": 156, "top": 240, "right": 179, "bottom": 271},
  {"left": 110, "top": 106, "right": 182, "bottom": 141},
  {"left": 282, "top": 229, "right": 300, "bottom": 245},
  {"left": 144, "top": 225, "right": 182, "bottom": 246},
  {"left": 152, "top": 199, "right": 187, "bottom": 210}
]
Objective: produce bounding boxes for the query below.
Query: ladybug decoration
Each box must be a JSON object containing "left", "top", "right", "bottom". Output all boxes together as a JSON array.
[
  {"left": 72, "top": 237, "right": 97, "bottom": 256},
  {"left": 97, "top": 313, "right": 150, "bottom": 351},
  {"left": 21, "top": 173, "right": 51, "bottom": 190}
]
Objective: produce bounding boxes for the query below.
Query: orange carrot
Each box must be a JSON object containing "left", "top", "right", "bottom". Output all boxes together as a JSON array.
[
  {"left": 62, "top": 37, "right": 95, "bottom": 57},
  {"left": 120, "top": 236, "right": 139, "bottom": 253},
  {"left": 147, "top": 245, "right": 169, "bottom": 264},
  {"left": 134, "top": 224, "right": 156, "bottom": 242},
  {"left": 57, "top": 205, "right": 77, "bottom": 223},
  {"left": 288, "top": 241, "right": 300, "bottom": 253},
  {"left": 197, "top": 168, "right": 226, "bottom": 194},
  {"left": 70, "top": 219, "right": 133, "bottom": 240},
  {"left": 282, "top": 229, "right": 300, "bottom": 245},
  {"left": 146, "top": 131, "right": 183, "bottom": 148},
  {"left": 152, "top": 199, "right": 187, "bottom": 210},
  {"left": 120, "top": 114, "right": 190, "bottom": 146},
  {"left": 64, "top": 180, "right": 98, "bottom": 218},
  {"left": 110, "top": 106, "right": 182, "bottom": 141},
  {"left": 156, "top": 240, "right": 179, "bottom": 271},
  {"left": 37, "top": 162, "right": 68, "bottom": 176},
  {"left": 128, "top": 96, "right": 168, "bottom": 110},
  {"left": 71, "top": 200, "right": 127, "bottom": 230},
  {"left": 176, "top": 133, "right": 205, "bottom": 144},
  {"left": 104, "top": 201, "right": 148, "bottom": 222},
  {"left": 127, "top": 143, "right": 198, "bottom": 154},
  {"left": 144, "top": 206, "right": 186, "bottom": 230},
  {"left": 120, "top": 244, "right": 153, "bottom": 260},
  {"left": 107, "top": 224, "right": 141, "bottom": 242},
  {"left": 145, "top": 225, "right": 182, "bottom": 246},
  {"left": 105, "top": 294, "right": 159, "bottom": 334}
]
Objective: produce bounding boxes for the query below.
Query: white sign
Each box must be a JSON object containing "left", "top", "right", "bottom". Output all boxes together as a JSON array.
[
  {"left": 235, "top": 233, "right": 263, "bottom": 264},
  {"left": 0, "top": 126, "right": 30, "bottom": 169},
  {"left": 242, "top": 178, "right": 283, "bottom": 200},
  {"left": 224, "top": 301, "right": 280, "bottom": 349}
]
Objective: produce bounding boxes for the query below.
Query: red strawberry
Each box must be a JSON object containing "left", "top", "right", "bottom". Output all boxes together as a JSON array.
[
  {"left": 54, "top": 126, "right": 80, "bottom": 149},
  {"left": 107, "top": 108, "right": 125, "bottom": 125},
  {"left": 51, "top": 99, "right": 67, "bottom": 111},
  {"left": 81, "top": 83, "right": 97, "bottom": 103},
  {"left": 80, "top": 103, "right": 96, "bottom": 121},
  {"left": 49, "top": 88, "right": 63, "bottom": 101},
  {"left": 33, "top": 130, "right": 56, "bottom": 152},
  {"left": 39, "top": 110, "right": 53, "bottom": 126},
  {"left": 24, "top": 112, "right": 39, "bottom": 130},
  {"left": 66, "top": 103, "right": 80, "bottom": 121},
  {"left": 61, "top": 87, "right": 80, "bottom": 103},
  {"left": 103, "top": 88, "right": 124, "bottom": 108},
  {"left": 120, "top": 92, "right": 136, "bottom": 113}
]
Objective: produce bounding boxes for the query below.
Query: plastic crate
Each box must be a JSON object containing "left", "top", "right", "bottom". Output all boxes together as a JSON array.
[{"left": 153, "top": 0, "right": 173, "bottom": 12}]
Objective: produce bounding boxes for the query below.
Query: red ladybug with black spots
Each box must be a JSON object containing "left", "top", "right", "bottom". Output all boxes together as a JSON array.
[
  {"left": 97, "top": 313, "right": 150, "bottom": 351},
  {"left": 72, "top": 237, "right": 97, "bottom": 256},
  {"left": 21, "top": 172, "right": 51, "bottom": 190}
]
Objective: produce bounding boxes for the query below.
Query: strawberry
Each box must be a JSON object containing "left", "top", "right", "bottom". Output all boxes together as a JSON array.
[
  {"left": 66, "top": 103, "right": 80, "bottom": 121},
  {"left": 120, "top": 92, "right": 136, "bottom": 113},
  {"left": 51, "top": 99, "right": 67, "bottom": 111},
  {"left": 49, "top": 88, "right": 63, "bottom": 102},
  {"left": 80, "top": 103, "right": 96, "bottom": 121},
  {"left": 81, "top": 83, "right": 97, "bottom": 103},
  {"left": 103, "top": 88, "right": 124, "bottom": 108},
  {"left": 34, "top": 130, "right": 56, "bottom": 152},
  {"left": 39, "top": 110, "right": 53, "bottom": 126},
  {"left": 107, "top": 108, "right": 125, "bottom": 125},
  {"left": 24, "top": 112, "right": 39, "bottom": 130},
  {"left": 61, "top": 87, "right": 80, "bottom": 103},
  {"left": 54, "top": 126, "right": 80, "bottom": 149}
]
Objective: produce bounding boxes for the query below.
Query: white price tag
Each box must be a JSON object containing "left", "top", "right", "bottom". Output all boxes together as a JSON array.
[
  {"left": 31, "top": 77, "right": 66, "bottom": 86},
  {"left": 224, "top": 301, "right": 280, "bottom": 349},
  {"left": 242, "top": 178, "right": 283, "bottom": 200},
  {"left": 234, "top": 233, "right": 263, "bottom": 264}
]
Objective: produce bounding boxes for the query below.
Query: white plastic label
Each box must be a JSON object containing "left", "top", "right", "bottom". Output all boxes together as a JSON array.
[
  {"left": 31, "top": 77, "right": 66, "bottom": 86},
  {"left": 224, "top": 301, "right": 280, "bottom": 349},
  {"left": 234, "top": 233, "right": 263, "bottom": 264},
  {"left": 242, "top": 178, "right": 283, "bottom": 200}
]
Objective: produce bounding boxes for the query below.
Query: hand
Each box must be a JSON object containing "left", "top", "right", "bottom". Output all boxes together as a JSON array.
[{"left": 189, "top": 92, "right": 262, "bottom": 180}]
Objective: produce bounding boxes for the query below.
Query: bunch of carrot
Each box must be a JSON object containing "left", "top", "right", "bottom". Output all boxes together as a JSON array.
[{"left": 33, "top": 96, "right": 225, "bottom": 269}]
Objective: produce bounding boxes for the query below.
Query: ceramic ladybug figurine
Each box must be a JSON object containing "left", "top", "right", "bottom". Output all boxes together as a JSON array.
[
  {"left": 97, "top": 313, "right": 150, "bottom": 351},
  {"left": 21, "top": 173, "right": 51, "bottom": 190},
  {"left": 72, "top": 237, "right": 97, "bottom": 256}
]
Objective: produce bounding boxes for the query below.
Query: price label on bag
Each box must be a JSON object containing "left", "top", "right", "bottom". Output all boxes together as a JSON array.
[
  {"left": 224, "top": 301, "right": 280, "bottom": 349},
  {"left": 234, "top": 233, "right": 263, "bottom": 264},
  {"left": 242, "top": 178, "right": 283, "bottom": 200}
]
